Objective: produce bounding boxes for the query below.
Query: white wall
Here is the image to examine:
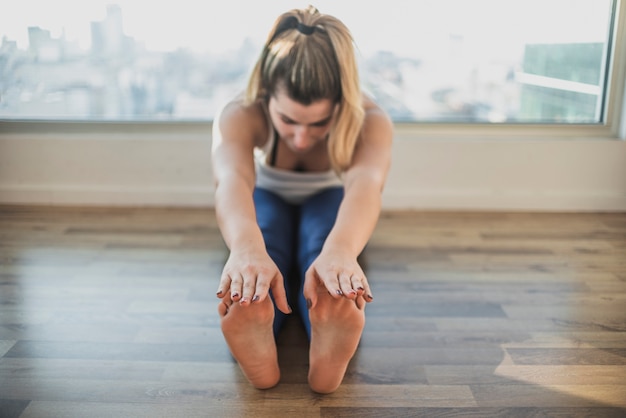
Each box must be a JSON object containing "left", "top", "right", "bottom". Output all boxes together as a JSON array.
[
  {"left": 1, "top": 123, "right": 625, "bottom": 211},
  {"left": 386, "top": 134, "right": 626, "bottom": 211},
  {"left": 0, "top": 125, "right": 215, "bottom": 207}
]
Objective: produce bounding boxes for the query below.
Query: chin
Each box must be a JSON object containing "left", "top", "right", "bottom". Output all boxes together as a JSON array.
[{"left": 291, "top": 149, "right": 310, "bottom": 155}]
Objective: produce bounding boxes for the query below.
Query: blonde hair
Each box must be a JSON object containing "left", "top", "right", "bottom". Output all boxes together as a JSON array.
[{"left": 245, "top": 5, "right": 364, "bottom": 173}]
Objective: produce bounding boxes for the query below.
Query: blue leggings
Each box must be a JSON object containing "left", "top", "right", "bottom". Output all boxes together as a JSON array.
[{"left": 253, "top": 186, "right": 344, "bottom": 339}]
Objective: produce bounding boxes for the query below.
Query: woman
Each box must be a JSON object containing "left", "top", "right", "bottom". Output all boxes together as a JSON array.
[{"left": 211, "top": 5, "right": 392, "bottom": 394}]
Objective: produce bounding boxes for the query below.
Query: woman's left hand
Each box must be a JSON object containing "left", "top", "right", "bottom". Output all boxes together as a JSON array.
[{"left": 303, "top": 250, "right": 373, "bottom": 309}]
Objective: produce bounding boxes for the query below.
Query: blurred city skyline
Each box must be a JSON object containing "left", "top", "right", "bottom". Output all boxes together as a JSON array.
[
  {"left": 0, "top": 1, "right": 614, "bottom": 122},
  {"left": 2, "top": 0, "right": 612, "bottom": 55}
]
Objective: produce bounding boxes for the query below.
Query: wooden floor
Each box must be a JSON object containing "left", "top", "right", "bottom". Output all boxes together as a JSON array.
[{"left": 1, "top": 205, "right": 625, "bottom": 418}]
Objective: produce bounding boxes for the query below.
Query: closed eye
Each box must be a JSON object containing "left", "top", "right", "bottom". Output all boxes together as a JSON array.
[
  {"left": 311, "top": 117, "right": 332, "bottom": 127},
  {"left": 279, "top": 113, "right": 332, "bottom": 127}
]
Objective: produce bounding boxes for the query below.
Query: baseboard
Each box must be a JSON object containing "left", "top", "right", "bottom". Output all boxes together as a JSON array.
[
  {"left": 2, "top": 184, "right": 625, "bottom": 211},
  {"left": 382, "top": 189, "right": 626, "bottom": 212},
  {"left": 0, "top": 185, "right": 215, "bottom": 207}
]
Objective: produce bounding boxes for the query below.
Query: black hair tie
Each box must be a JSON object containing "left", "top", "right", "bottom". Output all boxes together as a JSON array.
[{"left": 297, "top": 22, "right": 316, "bottom": 35}]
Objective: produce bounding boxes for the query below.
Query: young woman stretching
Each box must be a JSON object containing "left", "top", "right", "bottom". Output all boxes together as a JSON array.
[{"left": 211, "top": 5, "right": 393, "bottom": 393}]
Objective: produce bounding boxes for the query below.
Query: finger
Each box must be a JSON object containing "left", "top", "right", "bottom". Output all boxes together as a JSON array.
[
  {"left": 269, "top": 272, "right": 291, "bottom": 314},
  {"left": 251, "top": 275, "right": 271, "bottom": 304},
  {"left": 338, "top": 273, "right": 357, "bottom": 299},
  {"left": 230, "top": 274, "right": 243, "bottom": 302},
  {"left": 216, "top": 273, "right": 232, "bottom": 299},
  {"left": 239, "top": 272, "right": 257, "bottom": 305},
  {"left": 350, "top": 275, "right": 366, "bottom": 296},
  {"left": 309, "top": 265, "right": 343, "bottom": 299},
  {"left": 217, "top": 293, "right": 233, "bottom": 317},
  {"left": 304, "top": 267, "right": 340, "bottom": 309},
  {"left": 303, "top": 268, "right": 319, "bottom": 309},
  {"left": 360, "top": 276, "right": 374, "bottom": 302},
  {"left": 320, "top": 273, "right": 343, "bottom": 299}
]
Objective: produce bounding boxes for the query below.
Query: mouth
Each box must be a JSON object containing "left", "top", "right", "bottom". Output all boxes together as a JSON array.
[{"left": 291, "top": 146, "right": 312, "bottom": 154}]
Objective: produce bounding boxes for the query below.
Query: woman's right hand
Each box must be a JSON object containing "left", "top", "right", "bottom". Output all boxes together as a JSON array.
[{"left": 216, "top": 249, "right": 291, "bottom": 315}]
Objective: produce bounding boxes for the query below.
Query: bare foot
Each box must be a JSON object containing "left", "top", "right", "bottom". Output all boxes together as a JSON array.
[
  {"left": 308, "top": 290, "right": 366, "bottom": 394},
  {"left": 218, "top": 295, "right": 280, "bottom": 389}
]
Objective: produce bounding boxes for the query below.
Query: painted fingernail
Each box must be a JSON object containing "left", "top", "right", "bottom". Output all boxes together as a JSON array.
[
  {"left": 357, "top": 286, "right": 365, "bottom": 291},
  {"left": 306, "top": 298, "right": 312, "bottom": 309},
  {"left": 336, "top": 289, "right": 343, "bottom": 295},
  {"left": 366, "top": 294, "right": 374, "bottom": 301},
  {"left": 232, "top": 292, "right": 239, "bottom": 299},
  {"left": 216, "top": 289, "right": 223, "bottom": 296},
  {"left": 252, "top": 295, "right": 260, "bottom": 302}
]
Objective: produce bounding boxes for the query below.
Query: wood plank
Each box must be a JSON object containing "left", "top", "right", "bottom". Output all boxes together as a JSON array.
[
  {"left": 320, "top": 407, "right": 626, "bottom": 418},
  {"left": 1, "top": 205, "right": 625, "bottom": 416},
  {"left": 21, "top": 402, "right": 322, "bottom": 418},
  {"left": 0, "top": 400, "right": 30, "bottom": 418},
  {"left": 471, "top": 384, "right": 626, "bottom": 408}
]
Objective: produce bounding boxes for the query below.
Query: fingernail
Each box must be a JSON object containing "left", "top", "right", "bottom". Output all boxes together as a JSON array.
[
  {"left": 366, "top": 294, "right": 374, "bottom": 301},
  {"left": 252, "top": 295, "right": 260, "bottom": 302},
  {"left": 240, "top": 297, "right": 249, "bottom": 304},
  {"left": 336, "top": 289, "right": 343, "bottom": 295},
  {"left": 216, "top": 289, "right": 223, "bottom": 295},
  {"left": 288, "top": 305, "right": 293, "bottom": 314},
  {"left": 232, "top": 292, "right": 239, "bottom": 299},
  {"left": 306, "top": 298, "right": 312, "bottom": 309},
  {"left": 357, "top": 286, "right": 365, "bottom": 291}
]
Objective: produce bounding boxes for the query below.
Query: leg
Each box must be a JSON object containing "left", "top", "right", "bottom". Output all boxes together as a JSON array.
[
  {"left": 253, "top": 188, "right": 298, "bottom": 337},
  {"left": 218, "top": 188, "right": 297, "bottom": 389},
  {"left": 296, "top": 187, "right": 344, "bottom": 336},
  {"left": 297, "top": 188, "right": 367, "bottom": 393}
]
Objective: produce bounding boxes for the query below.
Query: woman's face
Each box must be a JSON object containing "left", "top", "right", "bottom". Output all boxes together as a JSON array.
[{"left": 268, "top": 89, "right": 336, "bottom": 155}]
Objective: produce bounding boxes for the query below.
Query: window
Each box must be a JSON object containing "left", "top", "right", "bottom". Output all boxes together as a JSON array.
[{"left": 0, "top": 0, "right": 619, "bottom": 123}]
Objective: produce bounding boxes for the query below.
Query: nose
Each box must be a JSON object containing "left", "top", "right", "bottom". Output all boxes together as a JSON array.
[{"left": 293, "top": 126, "right": 312, "bottom": 150}]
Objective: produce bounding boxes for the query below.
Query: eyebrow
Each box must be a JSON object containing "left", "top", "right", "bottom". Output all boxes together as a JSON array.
[{"left": 279, "top": 112, "right": 333, "bottom": 126}]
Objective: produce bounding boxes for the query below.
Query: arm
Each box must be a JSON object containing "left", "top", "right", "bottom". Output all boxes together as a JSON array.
[
  {"left": 211, "top": 101, "right": 290, "bottom": 313},
  {"left": 304, "top": 100, "right": 393, "bottom": 307}
]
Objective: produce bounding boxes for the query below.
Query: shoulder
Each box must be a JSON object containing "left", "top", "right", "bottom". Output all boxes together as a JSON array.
[
  {"left": 213, "top": 96, "right": 269, "bottom": 149},
  {"left": 361, "top": 92, "right": 390, "bottom": 120},
  {"left": 342, "top": 93, "right": 393, "bottom": 183},
  {"left": 359, "top": 93, "right": 393, "bottom": 144}
]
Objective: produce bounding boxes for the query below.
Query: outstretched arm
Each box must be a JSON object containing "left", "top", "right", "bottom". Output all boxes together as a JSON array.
[
  {"left": 304, "top": 100, "right": 393, "bottom": 308},
  {"left": 212, "top": 101, "right": 290, "bottom": 314}
]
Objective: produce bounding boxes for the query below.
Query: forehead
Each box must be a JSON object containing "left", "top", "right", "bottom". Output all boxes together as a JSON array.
[{"left": 269, "top": 90, "right": 335, "bottom": 124}]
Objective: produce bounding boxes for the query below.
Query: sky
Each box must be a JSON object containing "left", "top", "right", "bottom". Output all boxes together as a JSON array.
[{"left": 1, "top": 0, "right": 614, "bottom": 56}]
